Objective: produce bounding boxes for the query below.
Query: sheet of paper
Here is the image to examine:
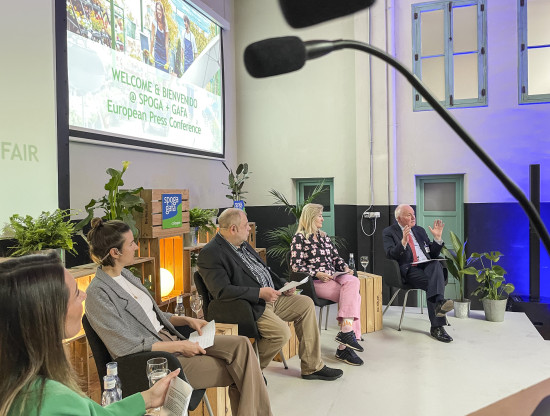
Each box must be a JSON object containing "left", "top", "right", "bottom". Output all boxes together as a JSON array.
[
  {"left": 331, "top": 271, "right": 349, "bottom": 278},
  {"left": 160, "top": 376, "right": 193, "bottom": 416},
  {"left": 411, "top": 258, "right": 447, "bottom": 265},
  {"left": 188, "top": 320, "right": 215, "bottom": 349},
  {"left": 279, "top": 276, "right": 309, "bottom": 292}
]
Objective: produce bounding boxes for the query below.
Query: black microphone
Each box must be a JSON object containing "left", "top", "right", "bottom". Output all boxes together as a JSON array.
[
  {"left": 279, "top": 0, "right": 376, "bottom": 28},
  {"left": 244, "top": 37, "right": 341, "bottom": 78},
  {"left": 242, "top": 36, "right": 550, "bottom": 258}
]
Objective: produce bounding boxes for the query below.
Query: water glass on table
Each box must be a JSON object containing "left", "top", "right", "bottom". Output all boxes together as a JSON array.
[
  {"left": 360, "top": 256, "right": 369, "bottom": 273},
  {"left": 146, "top": 357, "right": 168, "bottom": 414},
  {"left": 190, "top": 293, "right": 203, "bottom": 318}
]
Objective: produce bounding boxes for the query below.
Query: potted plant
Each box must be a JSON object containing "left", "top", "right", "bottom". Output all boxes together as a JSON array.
[
  {"left": 186, "top": 207, "right": 218, "bottom": 246},
  {"left": 4, "top": 209, "right": 78, "bottom": 264},
  {"left": 470, "top": 251, "right": 515, "bottom": 322},
  {"left": 222, "top": 162, "right": 251, "bottom": 209},
  {"left": 441, "top": 231, "right": 478, "bottom": 318},
  {"left": 76, "top": 161, "right": 144, "bottom": 237}
]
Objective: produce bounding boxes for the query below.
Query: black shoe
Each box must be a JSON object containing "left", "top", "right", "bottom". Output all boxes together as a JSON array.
[
  {"left": 335, "top": 331, "right": 364, "bottom": 352},
  {"left": 430, "top": 326, "right": 453, "bottom": 343},
  {"left": 302, "top": 365, "right": 344, "bottom": 381},
  {"left": 434, "top": 299, "right": 454, "bottom": 317},
  {"left": 335, "top": 347, "right": 364, "bottom": 366}
]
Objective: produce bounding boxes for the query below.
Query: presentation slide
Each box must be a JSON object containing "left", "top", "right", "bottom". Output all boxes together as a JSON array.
[{"left": 66, "top": 0, "right": 224, "bottom": 156}]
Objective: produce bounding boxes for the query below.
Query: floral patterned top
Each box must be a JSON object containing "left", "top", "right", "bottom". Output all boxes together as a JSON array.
[{"left": 290, "top": 232, "right": 348, "bottom": 279}]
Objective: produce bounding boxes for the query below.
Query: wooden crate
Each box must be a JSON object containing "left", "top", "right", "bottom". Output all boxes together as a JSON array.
[
  {"left": 357, "top": 272, "right": 383, "bottom": 333},
  {"left": 138, "top": 189, "right": 190, "bottom": 238},
  {"left": 189, "top": 323, "right": 238, "bottom": 416},
  {"left": 273, "top": 321, "right": 299, "bottom": 362},
  {"left": 247, "top": 222, "right": 256, "bottom": 248}
]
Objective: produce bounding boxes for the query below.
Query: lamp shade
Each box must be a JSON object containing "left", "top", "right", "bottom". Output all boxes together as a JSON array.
[{"left": 160, "top": 268, "right": 175, "bottom": 297}]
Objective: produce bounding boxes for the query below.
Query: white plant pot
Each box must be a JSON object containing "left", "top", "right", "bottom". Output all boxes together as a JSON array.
[
  {"left": 482, "top": 298, "right": 507, "bottom": 322},
  {"left": 453, "top": 299, "right": 471, "bottom": 319}
]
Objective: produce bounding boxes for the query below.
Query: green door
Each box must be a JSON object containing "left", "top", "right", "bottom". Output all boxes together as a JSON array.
[
  {"left": 416, "top": 174, "right": 464, "bottom": 300},
  {"left": 296, "top": 179, "right": 335, "bottom": 236}
]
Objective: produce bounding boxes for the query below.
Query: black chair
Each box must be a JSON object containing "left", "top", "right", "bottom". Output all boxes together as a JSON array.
[
  {"left": 194, "top": 271, "right": 288, "bottom": 369},
  {"left": 82, "top": 315, "right": 213, "bottom": 415},
  {"left": 286, "top": 252, "right": 336, "bottom": 332},
  {"left": 382, "top": 258, "right": 448, "bottom": 331}
]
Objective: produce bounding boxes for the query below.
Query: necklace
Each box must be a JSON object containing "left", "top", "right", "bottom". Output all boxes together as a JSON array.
[{"left": 120, "top": 278, "right": 139, "bottom": 300}]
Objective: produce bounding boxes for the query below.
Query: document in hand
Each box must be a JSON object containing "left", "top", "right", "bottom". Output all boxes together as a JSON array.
[
  {"left": 188, "top": 320, "right": 216, "bottom": 349},
  {"left": 411, "top": 258, "right": 447, "bottom": 266},
  {"left": 279, "top": 275, "right": 309, "bottom": 292},
  {"left": 160, "top": 376, "right": 193, "bottom": 416}
]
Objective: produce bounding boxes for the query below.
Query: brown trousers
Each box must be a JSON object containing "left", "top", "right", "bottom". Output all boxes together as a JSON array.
[
  {"left": 159, "top": 332, "right": 272, "bottom": 416},
  {"left": 256, "top": 294, "right": 324, "bottom": 375}
]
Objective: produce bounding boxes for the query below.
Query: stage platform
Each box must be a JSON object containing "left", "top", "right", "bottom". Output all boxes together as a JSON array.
[{"left": 264, "top": 305, "right": 550, "bottom": 416}]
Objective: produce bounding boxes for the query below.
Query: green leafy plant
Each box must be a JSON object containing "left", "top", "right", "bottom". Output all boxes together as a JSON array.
[
  {"left": 6, "top": 209, "right": 77, "bottom": 256},
  {"left": 222, "top": 162, "right": 251, "bottom": 202},
  {"left": 470, "top": 251, "right": 515, "bottom": 300},
  {"left": 441, "top": 231, "right": 478, "bottom": 301},
  {"left": 265, "top": 183, "right": 346, "bottom": 267},
  {"left": 76, "top": 161, "right": 144, "bottom": 236},
  {"left": 189, "top": 207, "right": 218, "bottom": 234}
]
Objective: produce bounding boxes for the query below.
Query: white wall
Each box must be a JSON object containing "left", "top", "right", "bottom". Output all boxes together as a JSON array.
[
  {"left": 69, "top": 0, "right": 237, "bottom": 215},
  {"left": 390, "top": 0, "right": 550, "bottom": 204},
  {"left": 234, "top": 0, "right": 374, "bottom": 207}
]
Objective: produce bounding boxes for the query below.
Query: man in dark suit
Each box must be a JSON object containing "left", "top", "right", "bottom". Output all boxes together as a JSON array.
[
  {"left": 382, "top": 204, "right": 454, "bottom": 342},
  {"left": 198, "top": 208, "right": 343, "bottom": 381}
]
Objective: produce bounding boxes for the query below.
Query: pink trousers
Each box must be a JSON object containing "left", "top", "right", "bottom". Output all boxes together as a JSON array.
[{"left": 313, "top": 274, "right": 362, "bottom": 339}]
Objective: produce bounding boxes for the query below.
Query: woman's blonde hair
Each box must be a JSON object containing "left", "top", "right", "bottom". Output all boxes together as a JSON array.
[
  {"left": 0, "top": 253, "right": 81, "bottom": 416},
  {"left": 296, "top": 203, "right": 326, "bottom": 238}
]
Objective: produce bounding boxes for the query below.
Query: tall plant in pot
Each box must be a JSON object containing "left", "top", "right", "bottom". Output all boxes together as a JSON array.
[
  {"left": 75, "top": 161, "right": 144, "bottom": 237},
  {"left": 441, "top": 231, "right": 478, "bottom": 318},
  {"left": 222, "top": 162, "right": 251, "bottom": 209},
  {"left": 470, "top": 251, "right": 514, "bottom": 322}
]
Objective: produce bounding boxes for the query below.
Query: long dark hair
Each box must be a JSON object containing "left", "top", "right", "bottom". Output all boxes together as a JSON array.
[
  {"left": 0, "top": 253, "right": 80, "bottom": 416},
  {"left": 87, "top": 218, "right": 131, "bottom": 266}
]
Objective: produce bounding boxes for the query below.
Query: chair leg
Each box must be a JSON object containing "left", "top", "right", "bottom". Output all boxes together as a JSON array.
[
  {"left": 253, "top": 338, "right": 260, "bottom": 366},
  {"left": 279, "top": 349, "right": 288, "bottom": 369},
  {"left": 202, "top": 394, "right": 214, "bottom": 416},
  {"left": 325, "top": 305, "right": 330, "bottom": 330},
  {"left": 420, "top": 290, "right": 424, "bottom": 314},
  {"left": 318, "top": 306, "right": 324, "bottom": 332},
  {"left": 399, "top": 290, "right": 414, "bottom": 331},
  {"left": 384, "top": 288, "right": 401, "bottom": 315}
]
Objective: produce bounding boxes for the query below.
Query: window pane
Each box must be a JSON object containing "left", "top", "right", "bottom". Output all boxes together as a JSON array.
[
  {"left": 527, "top": 0, "right": 550, "bottom": 46},
  {"left": 421, "top": 56, "right": 445, "bottom": 101},
  {"left": 303, "top": 185, "right": 331, "bottom": 213},
  {"left": 528, "top": 47, "right": 550, "bottom": 95},
  {"left": 424, "top": 182, "right": 456, "bottom": 212},
  {"left": 421, "top": 9, "right": 444, "bottom": 56},
  {"left": 453, "top": 5, "right": 477, "bottom": 53},
  {"left": 454, "top": 53, "right": 478, "bottom": 99}
]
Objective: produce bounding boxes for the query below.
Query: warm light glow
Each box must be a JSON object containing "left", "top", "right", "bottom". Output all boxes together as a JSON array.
[{"left": 160, "top": 268, "right": 175, "bottom": 297}]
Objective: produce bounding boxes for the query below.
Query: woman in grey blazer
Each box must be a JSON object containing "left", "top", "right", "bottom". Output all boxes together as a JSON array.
[{"left": 85, "top": 218, "right": 272, "bottom": 416}]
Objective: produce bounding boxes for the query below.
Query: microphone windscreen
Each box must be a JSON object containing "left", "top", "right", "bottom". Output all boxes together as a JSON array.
[
  {"left": 279, "top": 0, "right": 376, "bottom": 28},
  {"left": 244, "top": 37, "right": 306, "bottom": 78}
]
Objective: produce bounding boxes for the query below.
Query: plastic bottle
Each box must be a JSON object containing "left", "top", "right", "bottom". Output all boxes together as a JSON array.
[
  {"left": 101, "top": 375, "right": 121, "bottom": 406},
  {"left": 106, "top": 362, "right": 122, "bottom": 398},
  {"left": 175, "top": 294, "right": 186, "bottom": 316},
  {"left": 348, "top": 253, "right": 356, "bottom": 273}
]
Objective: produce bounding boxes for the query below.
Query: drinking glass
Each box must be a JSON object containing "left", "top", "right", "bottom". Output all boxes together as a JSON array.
[
  {"left": 190, "top": 293, "right": 203, "bottom": 318},
  {"left": 360, "top": 256, "right": 369, "bottom": 273},
  {"left": 146, "top": 357, "right": 168, "bottom": 414}
]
